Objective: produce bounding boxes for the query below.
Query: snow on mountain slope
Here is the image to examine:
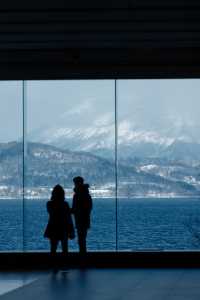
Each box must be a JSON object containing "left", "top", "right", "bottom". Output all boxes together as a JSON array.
[
  {"left": 29, "top": 119, "right": 200, "bottom": 163},
  {"left": 0, "top": 142, "right": 199, "bottom": 198}
]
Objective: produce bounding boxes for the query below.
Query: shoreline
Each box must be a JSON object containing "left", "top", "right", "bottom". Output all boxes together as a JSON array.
[{"left": 0, "top": 195, "right": 199, "bottom": 200}]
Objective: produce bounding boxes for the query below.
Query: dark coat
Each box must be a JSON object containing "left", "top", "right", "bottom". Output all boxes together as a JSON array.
[
  {"left": 71, "top": 187, "right": 92, "bottom": 230},
  {"left": 44, "top": 200, "right": 74, "bottom": 240}
]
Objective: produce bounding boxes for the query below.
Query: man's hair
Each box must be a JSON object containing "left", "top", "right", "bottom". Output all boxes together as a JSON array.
[{"left": 73, "top": 176, "right": 84, "bottom": 184}]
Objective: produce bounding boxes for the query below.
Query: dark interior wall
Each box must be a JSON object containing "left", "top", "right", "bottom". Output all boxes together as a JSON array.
[{"left": 0, "top": 0, "right": 200, "bottom": 79}]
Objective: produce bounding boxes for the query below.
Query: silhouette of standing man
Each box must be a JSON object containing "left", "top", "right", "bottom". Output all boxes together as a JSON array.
[{"left": 71, "top": 177, "right": 92, "bottom": 253}]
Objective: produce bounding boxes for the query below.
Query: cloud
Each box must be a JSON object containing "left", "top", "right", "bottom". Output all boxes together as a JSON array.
[
  {"left": 94, "top": 113, "right": 114, "bottom": 127},
  {"left": 61, "top": 98, "right": 94, "bottom": 118}
]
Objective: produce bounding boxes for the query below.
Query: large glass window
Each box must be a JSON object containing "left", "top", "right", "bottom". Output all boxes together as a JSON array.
[
  {"left": 117, "top": 80, "right": 200, "bottom": 250},
  {"left": 0, "top": 79, "right": 199, "bottom": 252},
  {"left": 0, "top": 81, "right": 23, "bottom": 251},
  {"left": 25, "top": 80, "right": 116, "bottom": 251}
]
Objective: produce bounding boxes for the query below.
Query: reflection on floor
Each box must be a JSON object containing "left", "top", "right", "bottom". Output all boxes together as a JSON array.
[
  {"left": 1, "top": 268, "right": 200, "bottom": 300},
  {"left": 0, "top": 271, "right": 48, "bottom": 296}
]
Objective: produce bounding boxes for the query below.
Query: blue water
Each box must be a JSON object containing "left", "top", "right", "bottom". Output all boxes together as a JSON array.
[{"left": 0, "top": 198, "right": 200, "bottom": 251}]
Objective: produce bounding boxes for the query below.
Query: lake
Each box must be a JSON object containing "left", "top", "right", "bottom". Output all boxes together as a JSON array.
[{"left": 0, "top": 198, "right": 200, "bottom": 251}]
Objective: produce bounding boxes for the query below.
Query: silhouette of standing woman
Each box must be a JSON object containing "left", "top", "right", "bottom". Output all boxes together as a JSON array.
[
  {"left": 44, "top": 184, "right": 74, "bottom": 254},
  {"left": 72, "top": 177, "right": 92, "bottom": 253}
]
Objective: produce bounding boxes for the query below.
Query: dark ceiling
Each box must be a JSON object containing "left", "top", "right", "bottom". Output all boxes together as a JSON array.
[{"left": 0, "top": 0, "right": 200, "bottom": 79}]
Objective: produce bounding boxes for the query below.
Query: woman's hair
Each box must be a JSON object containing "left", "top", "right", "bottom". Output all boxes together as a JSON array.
[{"left": 51, "top": 184, "right": 65, "bottom": 202}]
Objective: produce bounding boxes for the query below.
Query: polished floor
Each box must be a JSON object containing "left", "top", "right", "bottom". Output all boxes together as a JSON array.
[
  {"left": 0, "top": 271, "right": 48, "bottom": 296},
  {"left": 0, "top": 269, "right": 200, "bottom": 300}
]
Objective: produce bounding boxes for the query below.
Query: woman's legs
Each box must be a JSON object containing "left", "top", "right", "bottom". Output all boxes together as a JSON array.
[
  {"left": 61, "top": 238, "right": 68, "bottom": 254},
  {"left": 50, "top": 238, "right": 68, "bottom": 254},
  {"left": 50, "top": 239, "right": 59, "bottom": 254}
]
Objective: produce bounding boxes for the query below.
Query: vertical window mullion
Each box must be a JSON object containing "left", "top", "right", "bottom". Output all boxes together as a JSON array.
[
  {"left": 22, "top": 80, "right": 27, "bottom": 252},
  {"left": 115, "top": 79, "right": 118, "bottom": 251}
]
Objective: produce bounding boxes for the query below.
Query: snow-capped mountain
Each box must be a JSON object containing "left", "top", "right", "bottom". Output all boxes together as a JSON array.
[
  {"left": 29, "top": 125, "right": 115, "bottom": 155},
  {"left": 29, "top": 117, "right": 200, "bottom": 163}
]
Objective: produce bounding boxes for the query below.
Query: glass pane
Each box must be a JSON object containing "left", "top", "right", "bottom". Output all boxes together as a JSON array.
[
  {"left": 117, "top": 79, "right": 200, "bottom": 250},
  {"left": 25, "top": 80, "right": 116, "bottom": 251},
  {"left": 0, "top": 81, "right": 23, "bottom": 251}
]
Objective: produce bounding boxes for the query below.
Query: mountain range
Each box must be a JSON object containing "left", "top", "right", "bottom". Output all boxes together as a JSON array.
[
  {"left": 29, "top": 119, "right": 200, "bottom": 164},
  {"left": 0, "top": 141, "right": 199, "bottom": 198}
]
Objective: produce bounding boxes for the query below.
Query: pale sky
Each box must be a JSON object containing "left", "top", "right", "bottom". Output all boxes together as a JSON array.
[{"left": 0, "top": 79, "right": 200, "bottom": 143}]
